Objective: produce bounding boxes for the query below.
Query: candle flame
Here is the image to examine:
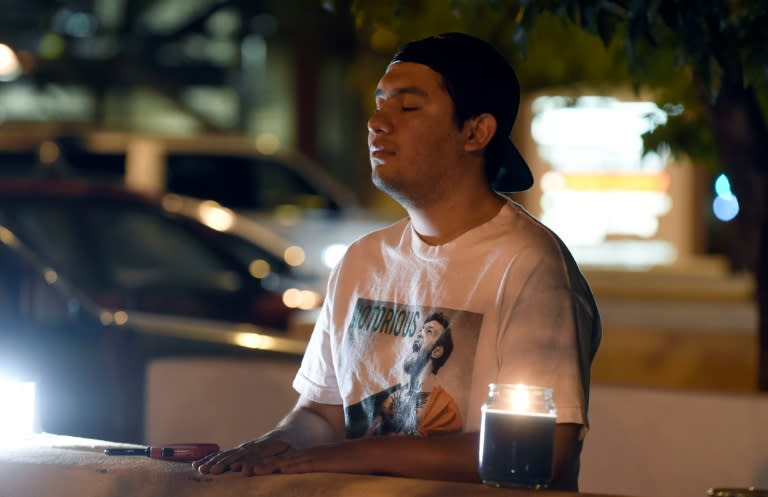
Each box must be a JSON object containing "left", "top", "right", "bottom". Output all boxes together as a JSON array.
[{"left": 509, "top": 384, "right": 531, "bottom": 413}]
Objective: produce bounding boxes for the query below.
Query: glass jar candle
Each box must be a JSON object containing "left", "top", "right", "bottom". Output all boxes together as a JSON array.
[{"left": 478, "top": 383, "right": 556, "bottom": 488}]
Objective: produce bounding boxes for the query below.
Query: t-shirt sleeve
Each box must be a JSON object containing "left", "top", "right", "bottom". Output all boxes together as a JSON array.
[
  {"left": 494, "top": 246, "right": 588, "bottom": 428},
  {"left": 292, "top": 294, "right": 344, "bottom": 405}
]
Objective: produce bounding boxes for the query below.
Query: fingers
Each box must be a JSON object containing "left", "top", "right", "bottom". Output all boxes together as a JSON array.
[
  {"left": 192, "top": 441, "right": 345, "bottom": 477},
  {"left": 191, "top": 451, "right": 222, "bottom": 470},
  {"left": 192, "top": 438, "right": 293, "bottom": 475},
  {"left": 194, "top": 450, "right": 239, "bottom": 475},
  {"left": 194, "top": 448, "right": 251, "bottom": 474}
]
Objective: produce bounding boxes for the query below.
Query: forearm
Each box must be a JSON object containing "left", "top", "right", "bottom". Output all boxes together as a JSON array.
[
  {"left": 274, "top": 423, "right": 579, "bottom": 485},
  {"left": 324, "top": 432, "right": 481, "bottom": 482},
  {"left": 326, "top": 423, "right": 579, "bottom": 482}
]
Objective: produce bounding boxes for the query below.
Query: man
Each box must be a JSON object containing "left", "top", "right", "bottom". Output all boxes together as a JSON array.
[
  {"left": 194, "top": 32, "right": 601, "bottom": 490},
  {"left": 404, "top": 312, "right": 454, "bottom": 393},
  {"left": 369, "top": 312, "right": 459, "bottom": 436}
]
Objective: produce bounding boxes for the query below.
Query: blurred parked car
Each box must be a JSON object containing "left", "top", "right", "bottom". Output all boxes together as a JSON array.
[
  {"left": 154, "top": 144, "right": 397, "bottom": 278},
  {"left": 0, "top": 130, "right": 397, "bottom": 280},
  {"left": 0, "top": 175, "right": 323, "bottom": 332},
  {"left": 0, "top": 225, "right": 306, "bottom": 443}
]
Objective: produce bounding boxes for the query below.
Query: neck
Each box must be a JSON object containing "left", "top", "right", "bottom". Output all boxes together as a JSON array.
[{"left": 407, "top": 187, "right": 505, "bottom": 246}]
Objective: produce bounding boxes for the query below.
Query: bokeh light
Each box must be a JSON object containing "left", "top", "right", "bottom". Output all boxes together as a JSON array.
[
  {"left": 712, "top": 173, "right": 739, "bottom": 222},
  {"left": 249, "top": 259, "right": 271, "bottom": 279},
  {"left": 321, "top": 243, "right": 348, "bottom": 269},
  {"left": 198, "top": 201, "right": 235, "bottom": 231},
  {"left": 283, "top": 245, "right": 306, "bottom": 267},
  {"left": 0, "top": 43, "right": 21, "bottom": 81}
]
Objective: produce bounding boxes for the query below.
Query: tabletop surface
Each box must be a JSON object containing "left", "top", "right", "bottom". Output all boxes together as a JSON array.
[{"left": 0, "top": 434, "right": 608, "bottom": 497}]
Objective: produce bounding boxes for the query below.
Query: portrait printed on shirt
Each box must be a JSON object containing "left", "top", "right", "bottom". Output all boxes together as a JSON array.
[{"left": 342, "top": 298, "right": 483, "bottom": 439}]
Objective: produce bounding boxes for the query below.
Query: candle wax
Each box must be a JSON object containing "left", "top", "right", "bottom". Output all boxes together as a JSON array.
[{"left": 479, "top": 409, "right": 555, "bottom": 487}]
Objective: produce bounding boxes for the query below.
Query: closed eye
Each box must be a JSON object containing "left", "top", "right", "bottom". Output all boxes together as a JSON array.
[{"left": 402, "top": 107, "right": 419, "bottom": 112}]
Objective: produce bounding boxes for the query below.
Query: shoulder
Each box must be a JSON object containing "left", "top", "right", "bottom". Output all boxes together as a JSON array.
[
  {"left": 496, "top": 199, "right": 571, "bottom": 263},
  {"left": 488, "top": 200, "right": 594, "bottom": 300},
  {"left": 499, "top": 200, "right": 596, "bottom": 306}
]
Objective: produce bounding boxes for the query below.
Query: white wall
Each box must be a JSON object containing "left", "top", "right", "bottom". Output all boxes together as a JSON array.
[
  {"left": 144, "top": 356, "right": 301, "bottom": 449},
  {"left": 581, "top": 385, "right": 768, "bottom": 497}
]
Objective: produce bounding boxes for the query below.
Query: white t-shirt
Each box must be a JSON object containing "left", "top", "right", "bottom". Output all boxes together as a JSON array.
[{"left": 293, "top": 199, "right": 601, "bottom": 439}]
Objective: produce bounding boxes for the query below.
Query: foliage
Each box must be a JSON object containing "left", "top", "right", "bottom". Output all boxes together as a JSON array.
[{"left": 331, "top": 0, "right": 768, "bottom": 172}]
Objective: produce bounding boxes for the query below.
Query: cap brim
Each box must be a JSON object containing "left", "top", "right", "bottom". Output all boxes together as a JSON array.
[{"left": 492, "top": 142, "right": 534, "bottom": 193}]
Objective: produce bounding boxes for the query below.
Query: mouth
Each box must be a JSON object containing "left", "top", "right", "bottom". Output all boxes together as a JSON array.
[
  {"left": 369, "top": 143, "right": 394, "bottom": 158},
  {"left": 369, "top": 149, "right": 392, "bottom": 166}
]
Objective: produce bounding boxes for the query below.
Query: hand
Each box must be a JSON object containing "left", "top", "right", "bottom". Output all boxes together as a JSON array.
[
  {"left": 192, "top": 434, "right": 292, "bottom": 475},
  {"left": 239, "top": 441, "right": 369, "bottom": 477}
]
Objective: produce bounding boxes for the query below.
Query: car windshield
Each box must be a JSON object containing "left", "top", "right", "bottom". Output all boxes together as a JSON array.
[
  {"left": 0, "top": 199, "right": 242, "bottom": 294},
  {"left": 88, "top": 205, "right": 242, "bottom": 290}
]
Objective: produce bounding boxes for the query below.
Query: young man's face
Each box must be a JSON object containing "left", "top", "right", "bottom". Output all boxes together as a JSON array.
[
  {"left": 404, "top": 319, "right": 446, "bottom": 376},
  {"left": 367, "top": 62, "right": 468, "bottom": 205},
  {"left": 413, "top": 319, "right": 445, "bottom": 355}
]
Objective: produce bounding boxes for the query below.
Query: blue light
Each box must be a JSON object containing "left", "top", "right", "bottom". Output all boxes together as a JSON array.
[
  {"left": 713, "top": 195, "right": 739, "bottom": 222},
  {"left": 713, "top": 173, "right": 739, "bottom": 221},
  {"left": 714, "top": 173, "right": 732, "bottom": 197}
]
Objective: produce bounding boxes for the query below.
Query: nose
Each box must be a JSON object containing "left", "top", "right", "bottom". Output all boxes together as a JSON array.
[{"left": 367, "top": 109, "right": 391, "bottom": 136}]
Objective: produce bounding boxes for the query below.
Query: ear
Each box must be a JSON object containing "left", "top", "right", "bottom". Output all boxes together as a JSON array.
[
  {"left": 463, "top": 113, "right": 497, "bottom": 153},
  {"left": 430, "top": 345, "right": 444, "bottom": 360}
]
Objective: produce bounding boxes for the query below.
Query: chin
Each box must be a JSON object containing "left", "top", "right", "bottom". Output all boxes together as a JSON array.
[
  {"left": 371, "top": 173, "right": 396, "bottom": 194},
  {"left": 372, "top": 173, "right": 419, "bottom": 207}
]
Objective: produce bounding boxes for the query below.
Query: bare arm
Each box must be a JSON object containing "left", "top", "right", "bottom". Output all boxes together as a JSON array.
[
  {"left": 192, "top": 395, "right": 345, "bottom": 474},
  {"left": 551, "top": 423, "right": 582, "bottom": 490},
  {"left": 195, "top": 395, "right": 581, "bottom": 489},
  {"left": 244, "top": 418, "right": 581, "bottom": 489},
  {"left": 254, "top": 430, "right": 481, "bottom": 481}
]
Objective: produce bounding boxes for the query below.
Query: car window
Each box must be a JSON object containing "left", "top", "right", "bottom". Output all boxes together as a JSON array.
[
  {"left": 0, "top": 200, "right": 243, "bottom": 294},
  {"left": 84, "top": 204, "right": 243, "bottom": 291},
  {"left": 0, "top": 239, "right": 25, "bottom": 316},
  {"left": 0, "top": 240, "right": 82, "bottom": 325},
  {"left": 62, "top": 150, "right": 126, "bottom": 180},
  {"left": 0, "top": 151, "right": 39, "bottom": 171},
  {"left": 257, "top": 157, "right": 332, "bottom": 210},
  {"left": 166, "top": 154, "right": 335, "bottom": 211},
  {"left": 0, "top": 203, "right": 102, "bottom": 291},
  {"left": 210, "top": 229, "right": 292, "bottom": 275},
  {"left": 28, "top": 147, "right": 344, "bottom": 213}
]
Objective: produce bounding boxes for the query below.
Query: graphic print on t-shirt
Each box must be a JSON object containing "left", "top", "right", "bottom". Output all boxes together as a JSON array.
[{"left": 342, "top": 298, "right": 482, "bottom": 438}]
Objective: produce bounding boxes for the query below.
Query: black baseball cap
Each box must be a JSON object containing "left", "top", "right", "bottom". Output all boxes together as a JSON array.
[{"left": 389, "top": 32, "right": 533, "bottom": 193}]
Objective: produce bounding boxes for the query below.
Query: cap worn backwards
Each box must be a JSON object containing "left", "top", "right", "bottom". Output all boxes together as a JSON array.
[{"left": 389, "top": 32, "right": 533, "bottom": 193}]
